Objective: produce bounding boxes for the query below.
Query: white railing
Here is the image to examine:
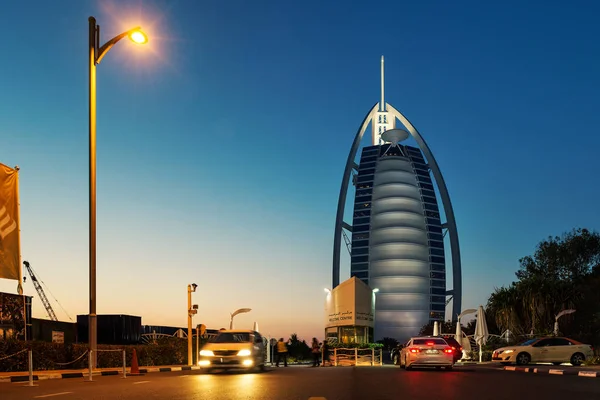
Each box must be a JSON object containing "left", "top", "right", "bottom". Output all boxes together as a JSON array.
[{"left": 331, "top": 348, "right": 383, "bottom": 366}]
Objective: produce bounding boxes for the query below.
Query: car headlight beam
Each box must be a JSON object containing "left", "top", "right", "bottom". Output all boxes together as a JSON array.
[
  {"left": 237, "top": 349, "right": 252, "bottom": 356},
  {"left": 199, "top": 350, "right": 214, "bottom": 357}
]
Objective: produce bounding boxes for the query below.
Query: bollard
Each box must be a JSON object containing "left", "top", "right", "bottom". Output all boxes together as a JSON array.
[
  {"left": 85, "top": 350, "right": 93, "bottom": 382},
  {"left": 371, "top": 348, "right": 374, "bottom": 366},
  {"left": 122, "top": 349, "right": 127, "bottom": 379},
  {"left": 27, "top": 349, "right": 37, "bottom": 387},
  {"left": 379, "top": 349, "right": 383, "bottom": 366},
  {"left": 334, "top": 348, "right": 338, "bottom": 367},
  {"left": 354, "top": 348, "right": 358, "bottom": 366}
]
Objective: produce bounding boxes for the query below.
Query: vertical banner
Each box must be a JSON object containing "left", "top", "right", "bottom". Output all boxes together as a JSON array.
[{"left": 0, "top": 163, "right": 20, "bottom": 281}]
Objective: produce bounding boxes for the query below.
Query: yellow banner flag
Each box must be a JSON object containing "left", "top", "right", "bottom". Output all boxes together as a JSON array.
[{"left": 0, "top": 163, "right": 20, "bottom": 281}]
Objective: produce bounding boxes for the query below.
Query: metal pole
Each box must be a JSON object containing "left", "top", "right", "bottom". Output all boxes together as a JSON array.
[
  {"left": 195, "top": 325, "right": 199, "bottom": 365},
  {"left": 122, "top": 349, "right": 126, "bottom": 378},
  {"left": 14, "top": 167, "right": 26, "bottom": 340},
  {"left": 88, "top": 16, "right": 98, "bottom": 370},
  {"left": 28, "top": 349, "right": 35, "bottom": 386},
  {"left": 187, "top": 285, "right": 192, "bottom": 366},
  {"left": 354, "top": 348, "right": 358, "bottom": 366},
  {"left": 86, "top": 350, "right": 93, "bottom": 382}
]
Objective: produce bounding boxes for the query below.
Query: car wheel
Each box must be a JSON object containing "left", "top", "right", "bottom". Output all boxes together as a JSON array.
[
  {"left": 516, "top": 352, "right": 531, "bottom": 366},
  {"left": 571, "top": 353, "right": 585, "bottom": 367},
  {"left": 405, "top": 357, "right": 412, "bottom": 370},
  {"left": 393, "top": 354, "right": 399, "bottom": 365}
]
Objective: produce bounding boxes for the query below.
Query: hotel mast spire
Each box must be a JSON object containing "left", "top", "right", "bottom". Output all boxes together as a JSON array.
[
  {"left": 380, "top": 55, "right": 385, "bottom": 112},
  {"left": 372, "top": 55, "right": 394, "bottom": 145}
]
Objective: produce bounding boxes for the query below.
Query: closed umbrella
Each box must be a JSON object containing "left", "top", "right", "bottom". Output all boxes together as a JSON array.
[
  {"left": 454, "top": 319, "right": 462, "bottom": 347},
  {"left": 433, "top": 321, "right": 440, "bottom": 336},
  {"left": 473, "top": 305, "right": 489, "bottom": 363}
]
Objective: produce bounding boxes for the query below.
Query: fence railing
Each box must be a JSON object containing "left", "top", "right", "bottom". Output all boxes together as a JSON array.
[
  {"left": 331, "top": 348, "right": 383, "bottom": 367},
  {"left": 0, "top": 347, "right": 130, "bottom": 386}
]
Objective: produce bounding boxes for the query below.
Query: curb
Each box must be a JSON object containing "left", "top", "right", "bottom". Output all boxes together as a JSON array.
[
  {"left": 0, "top": 366, "right": 202, "bottom": 383},
  {"left": 504, "top": 366, "right": 599, "bottom": 378}
]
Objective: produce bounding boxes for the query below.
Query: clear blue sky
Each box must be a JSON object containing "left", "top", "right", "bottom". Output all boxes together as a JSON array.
[{"left": 1, "top": 0, "right": 599, "bottom": 341}]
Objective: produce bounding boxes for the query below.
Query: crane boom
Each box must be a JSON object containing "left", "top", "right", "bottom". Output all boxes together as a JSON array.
[{"left": 23, "top": 261, "right": 58, "bottom": 321}]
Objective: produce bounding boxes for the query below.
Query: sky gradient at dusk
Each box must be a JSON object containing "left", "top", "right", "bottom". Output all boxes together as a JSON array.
[{"left": 1, "top": 0, "right": 599, "bottom": 341}]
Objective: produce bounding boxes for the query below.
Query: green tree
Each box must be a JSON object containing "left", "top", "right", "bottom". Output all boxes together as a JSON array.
[
  {"left": 486, "top": 228, "right": 600, "bottom": 346},
  {"left": 376, "top": 337, "right": 399, "bottom": 351}
]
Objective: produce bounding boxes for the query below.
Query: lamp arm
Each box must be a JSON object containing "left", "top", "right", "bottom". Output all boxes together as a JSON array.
[{"left": 96, "top": 27, "right": 141, "bottom": 65}]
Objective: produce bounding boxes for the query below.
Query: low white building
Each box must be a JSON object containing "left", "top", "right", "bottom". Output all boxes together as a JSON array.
[{"left": 324, "top": 277, "right": 376, "bottom": 344}]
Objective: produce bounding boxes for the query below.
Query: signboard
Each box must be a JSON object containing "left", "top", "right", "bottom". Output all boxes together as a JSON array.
[
  {"left": 52, "top": 330, "right": 64, "bottom": 344},
  {"left": 325, "top": 277, "right": 374, "bottom": 328},
  {"left": 0, "top": 291, "right": 30, "bottom": 340}
]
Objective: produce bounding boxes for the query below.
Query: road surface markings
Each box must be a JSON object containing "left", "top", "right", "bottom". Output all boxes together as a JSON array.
[
  {"left": 34, "top": 393, "right": 73, "bottom": 398},
  {"left": 178, "top": 375, "right": 190, "bottom": 378},
  {"left": 133, "top": 381, "right": 151, "bottom": 384}
]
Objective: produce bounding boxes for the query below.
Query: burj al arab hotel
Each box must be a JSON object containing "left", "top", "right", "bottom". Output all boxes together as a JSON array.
[{"left": 331, "top": 57, "right": 462, "bottom": 342}]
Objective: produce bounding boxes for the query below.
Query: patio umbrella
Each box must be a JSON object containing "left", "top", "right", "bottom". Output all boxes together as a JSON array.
[
  {"left": 454, "top": 319, "right": 463, "bottom": 347},
  {"left": 473, "top": 305, "right": 489, "bottom": 363}
]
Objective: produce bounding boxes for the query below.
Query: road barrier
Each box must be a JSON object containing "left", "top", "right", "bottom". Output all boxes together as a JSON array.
[
  {"left": 331, "top": 348, "right": 383, "bottom": 367},
  {"left": 83, "top": 348, "right": 127, "bottom": 382}
]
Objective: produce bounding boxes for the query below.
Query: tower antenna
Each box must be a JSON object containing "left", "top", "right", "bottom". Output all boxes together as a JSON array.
[{"left": 380, "top": 55, "right": 385, "bottom": 112}]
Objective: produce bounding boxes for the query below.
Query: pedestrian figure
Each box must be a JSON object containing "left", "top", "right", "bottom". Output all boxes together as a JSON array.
[
  {"left": 311, "top": 338, "right": 320, "bottom": 367},
  {"left": 276, "top": 337, "right": 288, "bottom": 367}
]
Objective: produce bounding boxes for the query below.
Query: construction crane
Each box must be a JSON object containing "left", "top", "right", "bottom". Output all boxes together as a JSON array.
[{"left": 23, "top": 261, "right": 58, "bottom": 321}]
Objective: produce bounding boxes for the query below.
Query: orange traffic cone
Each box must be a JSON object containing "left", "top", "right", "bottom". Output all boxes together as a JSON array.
[{"left": 129, "top": 348, "right": 144, "bottom": 376}]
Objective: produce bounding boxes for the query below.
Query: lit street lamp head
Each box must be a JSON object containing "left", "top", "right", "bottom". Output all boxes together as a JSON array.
[{"left": 129, "top": 30, "right": 148, "bottom": 44}]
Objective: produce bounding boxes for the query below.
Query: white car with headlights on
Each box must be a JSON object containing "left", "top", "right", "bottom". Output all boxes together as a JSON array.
[
  {"left": 198, "top": 330, "right": 267, "bottom": 372},
  {"left": 492, "top": 337, "right": 594, "bottom": 366}
]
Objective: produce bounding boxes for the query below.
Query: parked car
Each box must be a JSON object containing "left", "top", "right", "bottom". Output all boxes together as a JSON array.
[
  {"left": 198, "top": 330, "right": 267, "bottom": 372},
  {"left": 399, "top": 336, "right": 455, "bottom": 370},
  {"left": 441, "top": 336, "right": 463, "bottom": 363},
  {"left": 391, "top": 344, "right": 403, "bottom": 365},
  {"left": 492, "top": 337, "right": 594, "bottom": 366}
]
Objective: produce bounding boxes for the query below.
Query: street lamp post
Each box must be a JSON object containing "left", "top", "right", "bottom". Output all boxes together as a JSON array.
[
  {"left": 187, "top": 284, "right": 198, "bottom": 365},
  {"left": 87, "top": 16, "right": 147, "bottom": 368},
  {"left": 229, "top": 308, "right": 252, "bottom": 330}
]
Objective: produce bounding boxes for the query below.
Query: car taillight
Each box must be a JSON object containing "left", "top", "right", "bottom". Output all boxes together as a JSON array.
[
  {"left": 443, "top": 347, "right": 453, "bottom": 354},
  {"left": 426, "top": 342, "right": 435, "bottom": 346},
  {"left": 409, "top": 347, "right": 420, "bottom": 353}
]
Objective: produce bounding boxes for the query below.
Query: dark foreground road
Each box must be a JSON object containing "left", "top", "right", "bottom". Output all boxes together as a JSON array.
[{"left": 1, "top": 365, "right": 599, "bottom": 400}]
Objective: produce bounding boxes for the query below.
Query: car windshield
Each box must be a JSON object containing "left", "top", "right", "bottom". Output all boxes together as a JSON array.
[
  {"left": 518, "top": 338, "right": 539, "bottom": 346},
  {"left": 210, "top": 333, "right": 251, "bottom": 343},
  {"left": 413, "top": 338, "right": 447, "bottom": 345}
]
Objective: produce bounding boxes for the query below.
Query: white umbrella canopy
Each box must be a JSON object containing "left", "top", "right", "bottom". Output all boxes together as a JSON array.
[
  {"left": 474, "top": 305, "right": 489, "bottom": 363},
  {"left": 454, "top": 319, "right": 463, "bottom": 346}
]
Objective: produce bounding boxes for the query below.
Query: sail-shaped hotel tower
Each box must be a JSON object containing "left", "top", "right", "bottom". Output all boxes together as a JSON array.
[{"left": 332, "top": 57, "right": 462, "bottom": 342}]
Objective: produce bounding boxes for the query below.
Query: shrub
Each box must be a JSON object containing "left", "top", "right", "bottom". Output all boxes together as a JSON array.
[
  {"left": 583, "top": 356, "right": 600, "bottom": 366},
  {"left": 0, "top": 338, "right": 188, "bottom": 372}
]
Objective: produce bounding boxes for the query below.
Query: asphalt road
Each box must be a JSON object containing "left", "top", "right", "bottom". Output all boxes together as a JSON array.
[{"left": 1, "top": 365, "right": 599, "bottom": 400}]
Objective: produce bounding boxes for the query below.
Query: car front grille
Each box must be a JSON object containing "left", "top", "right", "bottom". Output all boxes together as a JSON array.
[{"left": 213, "top": 350, "right": 238, "bottom": 356}]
